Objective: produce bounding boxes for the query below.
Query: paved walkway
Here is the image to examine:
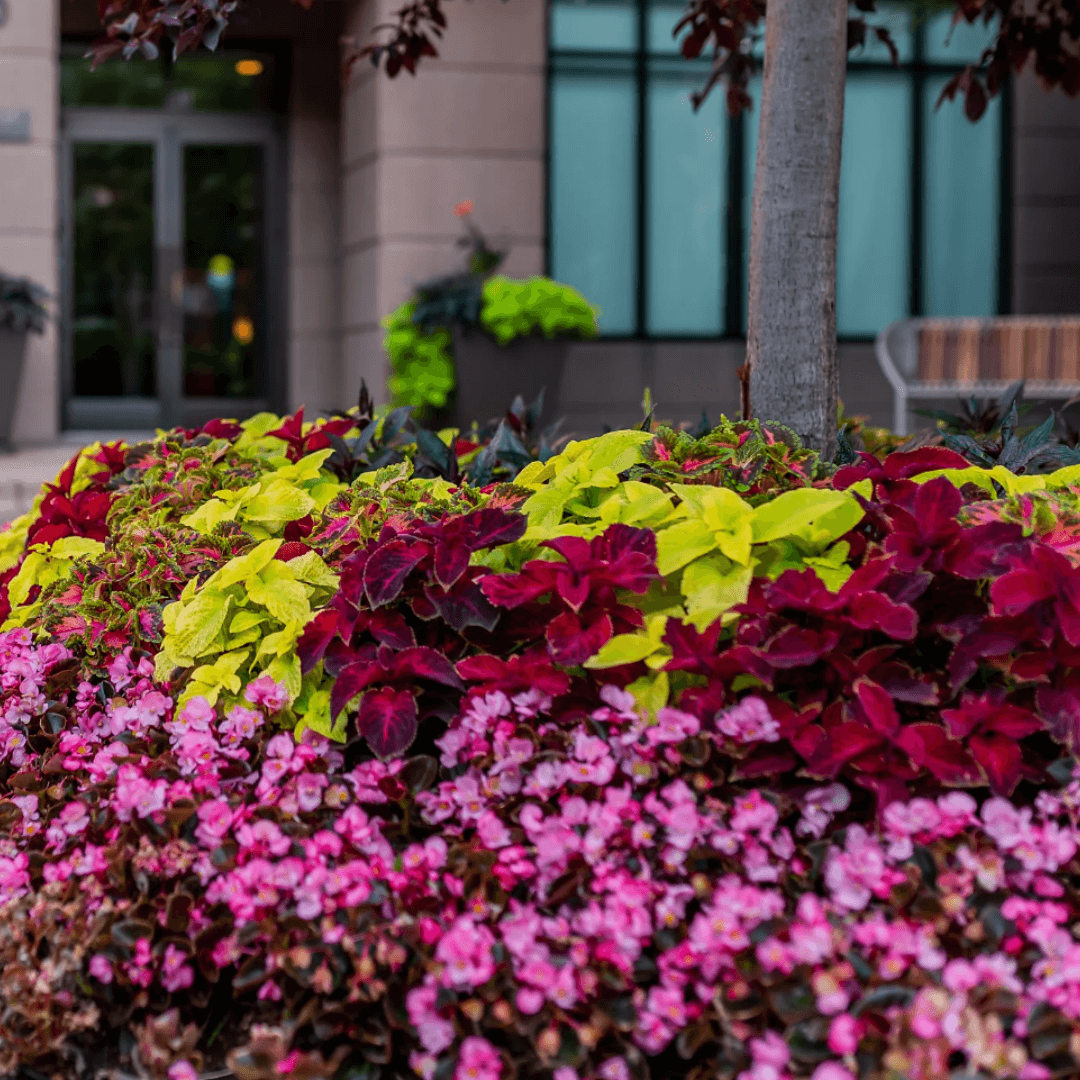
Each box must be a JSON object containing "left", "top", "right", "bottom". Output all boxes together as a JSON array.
[{"left": 0, "top": 432, "right": 154, "bottom": 526}]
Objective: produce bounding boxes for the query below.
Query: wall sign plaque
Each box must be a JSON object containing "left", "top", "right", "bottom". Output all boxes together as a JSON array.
[{"left": 0, "top": 108, "right": 30, "bottom": 143}]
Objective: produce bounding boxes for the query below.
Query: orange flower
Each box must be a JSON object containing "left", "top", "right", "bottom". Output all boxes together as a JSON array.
[{"left": 452, "top": 199, "right": 474, "bottom": 218}]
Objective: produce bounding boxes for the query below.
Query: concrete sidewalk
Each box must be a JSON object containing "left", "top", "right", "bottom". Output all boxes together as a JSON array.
[{"left": 0, "top": 432, "right": 155, "bottom": 526}]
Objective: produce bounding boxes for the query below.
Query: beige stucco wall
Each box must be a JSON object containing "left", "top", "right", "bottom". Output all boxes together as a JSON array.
[
  {"left": 288, "top": 39, "right": 344, "bottom": 414},
  {"left": 341, "top": 0, "right": 547, "bottom": 406},
  {"left": 0, "top": 0, "right": 59, "bottom": 445}
]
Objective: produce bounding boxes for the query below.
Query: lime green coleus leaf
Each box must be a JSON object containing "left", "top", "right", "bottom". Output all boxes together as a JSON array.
[
  {"left": 681, "top": 553, "right": 754, "bottom": 631},
  {"left": 585, "top": 613, "right": 673, "bottom": 671},
  {"left": 181, "top": 451, "right": 341, "bottom": 539},
  {"left": 157, "top": 543, "right": 338, "bottom": 708},
  {"left": 749, "top": 488, "right": 862, "bottom": 544},
  {"left": 626, "top": 670, "right": 670, "bottom": 720},
  {"left": 3, "top": 536, "right": 108, "bottom": 628}
]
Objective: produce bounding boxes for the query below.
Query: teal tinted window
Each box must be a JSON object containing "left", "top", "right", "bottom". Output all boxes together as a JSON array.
[
  {"left": 647, "top": 69, "right": 726, "bottom": 334},
  {"left": 922, "top": 76, "right": 1001, "bottom": 316},
  {"left": 836, "top": 76, "right": 912, "bottom": 336},
  {"left": 550, "top": 1, "right": 1006, "bottom": 338},
  {"left": 550, "top": 67, "right": 638, "bottom": 333}
]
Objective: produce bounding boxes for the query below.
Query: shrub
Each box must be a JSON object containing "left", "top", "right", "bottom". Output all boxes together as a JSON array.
[
  {"left": 0, "top": 272, "right": 49, "bottom": 335},
  {"left": 385, "top": 278, "right": 599, "bottom": 416},
  {"left": 6, "top": 410, "right": 1080, "bottom": 1080}
]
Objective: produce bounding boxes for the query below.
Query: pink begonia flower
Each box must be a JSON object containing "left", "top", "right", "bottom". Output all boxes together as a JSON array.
[
  {"left": 748, "top": 1031, "right": 790, "bottom": 1068},
  {"left": 597, "top": 1060, "right": 630, "bottom": 1080},
  {"left": 827, "top": 1014, "right": 861, "bottom": 1055},
  {"left": 455, "top": 1037, "right": 501, "bottom": 1080},
  {"left": 553, "top": 1069, "right": 578, "bottom": 1080},
  {"left": 167, "top": 1062, "right": 198, "bottom": 1080},
  {"left": 88, "top": 954, "right": 114, "bottom": 984},
  {"left": 161, "top": 944, "right": 194, "bottom": 993},
  {"left": 810, "top": 1065, "right": 856, "bottom": 1080},
  {"left": 244, "top": 674, "right": 289, "bottom": 711},
  {"left": 716, "top": 696, "right": 779, "bottom": 743}
]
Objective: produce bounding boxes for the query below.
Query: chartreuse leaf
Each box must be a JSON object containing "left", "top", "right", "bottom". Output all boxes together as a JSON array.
[
  {"left": 172, "top": 590, "right": 232, "bottom": 661},
  {"left": 681, "top": 553, "right": 753, "bottom": 631},
  {"left": 668, "top": 485, "right": 754, "bottom": 565},
  {"left": 585, "top": 614, "right": 672, "bottom": 671},
  {"left": 626, "top": 670, "right": 670, "bottom": 720},
  {"left": 749, "top": 488, "right": 861, "bottom": 544},
  {"left": 656, "top": 519, "right": 720, "bottom": 576},
  {"left": 293, "top": 678, "right": 345, "bottom": 743},
  {"left": 157, "top": 544, "right": 338, "bottom": 708},
  {"left": 3, "top": 536, "right": 108, "bottom": 628},
  {"left": 804, "top": 542, "right": 854, "bottom": 591},
  {"left": 912, "top": 465, "right": 1046, "bottom": 496}
]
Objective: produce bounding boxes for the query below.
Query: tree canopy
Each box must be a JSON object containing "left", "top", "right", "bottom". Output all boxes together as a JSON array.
[{"left": 96, "top": 0, "right": 1080, "bottom": 121}]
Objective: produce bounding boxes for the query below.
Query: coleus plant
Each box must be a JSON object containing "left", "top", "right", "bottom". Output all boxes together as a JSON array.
[{"left": 9, "top": 404, "right": 1080, "bottom": 1080}]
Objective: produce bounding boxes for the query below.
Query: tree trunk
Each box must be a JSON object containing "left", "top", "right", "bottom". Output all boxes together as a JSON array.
[{"left": 745, "top": 0, "right": 847, "bottom": 457}]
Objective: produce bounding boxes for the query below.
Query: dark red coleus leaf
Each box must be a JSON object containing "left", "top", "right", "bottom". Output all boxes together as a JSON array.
[
  {"left": 969, "top": 731, "right": 1023, "bottom": 796},
  {"left": 546, "top": 611, "right": 614, "bottom": 667},
  {"left": 424, "top": 579, "right": 500, "bottom": 632},
  {"left": 356, "top": 686, "right": 418, "bottom": 759},
  {"left": 456, "top": 651, "right": 571, "bottom": 698},
  {"left": 364, "top": 537, "right": 431, "bottom": 608},
  {"left": 895, "top": 723, "right": 981, "bottom": 786}
]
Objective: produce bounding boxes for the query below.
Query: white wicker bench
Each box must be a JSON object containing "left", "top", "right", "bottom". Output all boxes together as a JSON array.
[{"left": 875, "top": 317, "right": 1080, "bottom": 435}]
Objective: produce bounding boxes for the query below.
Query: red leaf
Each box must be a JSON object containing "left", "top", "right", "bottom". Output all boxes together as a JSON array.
[
  {"left": 297, "top": 609, "right": 340, "bottom": 675},
  {"left": 547, "top": 611, "right": 613, "bottom": 667},
  {"left": 330, "top": 659, "right": 386, "bottom": 720},
  {"left": 357, "top": 687, "right": 418, "bottom": 759},
  {"left": 853, "top": 679, "right": 900, "bottom": 739},
  {"left": 895, "top": 724, "right": 980, "bottom": 785},
  {"left": 364, "top": 537, "right": 430, "bottom": 607},
  {"left": 970, "top": 732, "right": 1022, "bottom": 795},
  {"left": 803, "top": 722, "right": 884, "bottom": 778},
  {"left": 424, "top": 579, "right": 501, "bottom": 632},
  {"left": 390, "top": 646, "right": 465, "bottom": 690}
]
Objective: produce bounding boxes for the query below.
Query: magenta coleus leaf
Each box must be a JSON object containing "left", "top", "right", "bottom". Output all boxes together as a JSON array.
[
  {"left": 330, "top": 657, "right": 388, "bottom": 720},
  {"left": 364, "top": 537, "right": 431, "bottom": 608},
  {"left": 546, "top": 611, "right": 613, "bottom": 667},
  {"left": 895, "top": 723, "right": 980, "bottom": 786},
  {"left": 969, "top": 731, "right": 1023, "bottom": 796},
  {"left": 424, "top": 580, "right": 501, "bottom": 632},
  {"left": 356, "top": 686, "right": 418, "bottom": 759},
  {"left": 852, "top": 679, "right": 900, "bottom": 740},
  {"left": 297, "top": 609, "right": 340, "bottom": 675},
  {"left": 390, "top": 646, "right": 465, "bottom": 690},
  {"left": 430, "top": 508, "right": 527, "bottom": 588},
  {"left": 803, "top": 722, "right": 884, "bottom": 779}
]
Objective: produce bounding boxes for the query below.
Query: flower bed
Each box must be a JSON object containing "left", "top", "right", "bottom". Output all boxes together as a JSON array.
[{"left": 4, "top": 411, "right": 1080, "bottom": 1080}]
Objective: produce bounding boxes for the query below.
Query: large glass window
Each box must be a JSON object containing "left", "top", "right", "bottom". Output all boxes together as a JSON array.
[{"left": 549, "top": 1, "right": 1005, "bottom": 338}]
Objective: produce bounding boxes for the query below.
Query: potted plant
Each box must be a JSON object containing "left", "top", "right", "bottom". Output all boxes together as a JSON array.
[
  {"left": 384, "top": 203, "right": 600, "bottom": 430},
  {"left": 0, "top": 273, "right": 48, "bottom": 452}
]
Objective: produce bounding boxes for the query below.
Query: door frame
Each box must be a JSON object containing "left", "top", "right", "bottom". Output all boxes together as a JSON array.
[{"left": 59, "top": 106, "right": 288, "bottom": 431}]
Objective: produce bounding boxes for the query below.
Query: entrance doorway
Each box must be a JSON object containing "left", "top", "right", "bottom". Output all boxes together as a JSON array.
[{"left": 60, "top": 100, "right": 286, "bottom": 430}]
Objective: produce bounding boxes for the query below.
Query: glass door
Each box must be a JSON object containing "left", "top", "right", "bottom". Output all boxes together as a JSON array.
[{"left": 60, "top": 107, "right": 285, "bottom": 431}]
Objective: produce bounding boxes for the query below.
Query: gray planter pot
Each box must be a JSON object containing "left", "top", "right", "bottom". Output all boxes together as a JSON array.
[
  {"left": 452, "top": 328, "right": 569, "bottom": 431},
  {"left": 0, "top": 329, "right": 27, "bottom": 453}
]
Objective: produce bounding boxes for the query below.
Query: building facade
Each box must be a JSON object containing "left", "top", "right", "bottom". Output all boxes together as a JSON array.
[{"left": 0, "top": 0, "right": 1078, "bottom": 444}]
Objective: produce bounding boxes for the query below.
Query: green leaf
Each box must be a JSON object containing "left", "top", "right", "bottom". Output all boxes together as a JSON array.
[
  {"left": 682, "top": 553, "right": 753, "bottom": 631},
  {"left": 656, "top": 519, "right": 719, "bottom": 576},
  {"left": 247, "top": 569, "right": 310, "bottom": 626},
  {"left": 172, "top": 590, "right": 233, "bottom": 660},
  {"left": 584, "top": 633, "right": 662, "bottom": 670},
  {"left": 749, "top": 489, "right": 859, "bottom": 544}
]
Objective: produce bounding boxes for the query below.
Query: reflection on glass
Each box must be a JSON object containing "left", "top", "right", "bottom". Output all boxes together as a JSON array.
[
  {"left": 550, "top": 72, "right": 638, "bottom": 334},
  {"left": 922, "top": 76, "right": 1000, "bottom": 316},
  {"left": 836, "top": 76, "right": 912, "bottom": 336},
  {"left": 550, "top": 2, "right": 637, "bottom": 52},
  {"left": 923, "top": 11, "right": 998, "bottom": 63},
  {"left": 62, "top": 55, "right": 166, "bottom": 108},
  {"left": 61, "top": 52, "right": 273, "bottom": 112},
  {"left": 72, "top": 143, "right": 156, "bottom": 397},
  {"left": 647, "top": 72, "right": 725, "bottom": 335},
  {"left": 183, "top": 145, "right": 263, "bottom": 398}
]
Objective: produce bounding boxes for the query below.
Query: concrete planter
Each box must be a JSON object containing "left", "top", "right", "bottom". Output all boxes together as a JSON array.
[
  {"left": 0, "top": 329, "right": 27, "bottom": 453},
  {"left": 452, "top": 328, "right": 569, "bottom": 431}
]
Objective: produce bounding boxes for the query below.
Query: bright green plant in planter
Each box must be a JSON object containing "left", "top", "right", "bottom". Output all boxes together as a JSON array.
[
  {"left": 479, "top": 274, "right": 599, "bottom": 344},
  {"left": 384, "top": 299, "right": 456, "bottom": 414}
]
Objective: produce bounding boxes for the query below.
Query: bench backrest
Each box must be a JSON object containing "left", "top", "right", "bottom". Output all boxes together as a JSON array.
[
  {"left": 876, "top": 317, "right": 1080, "bottom": 435},
  {"left": 879, "top": 317, "right": 1080, "bottom": 384}
]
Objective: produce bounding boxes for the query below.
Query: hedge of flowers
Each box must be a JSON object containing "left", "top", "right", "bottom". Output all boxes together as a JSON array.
[{"left": 7, "top": 408, "right": 1080, "bottom": 1080}]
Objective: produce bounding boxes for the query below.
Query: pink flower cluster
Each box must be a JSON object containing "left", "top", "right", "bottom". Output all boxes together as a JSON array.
[{"left": 8, "top": 623, "right": 1080, "bottom": 1080}]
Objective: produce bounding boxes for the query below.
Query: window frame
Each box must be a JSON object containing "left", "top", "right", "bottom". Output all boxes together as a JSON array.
[{"left": 545, "top": 3, "right": 1012, "bottom": 343}]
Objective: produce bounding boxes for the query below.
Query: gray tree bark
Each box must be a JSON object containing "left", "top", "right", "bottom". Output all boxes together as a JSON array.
[{"left": 746, "top": 0, "right": 848, "bottom": 457}]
